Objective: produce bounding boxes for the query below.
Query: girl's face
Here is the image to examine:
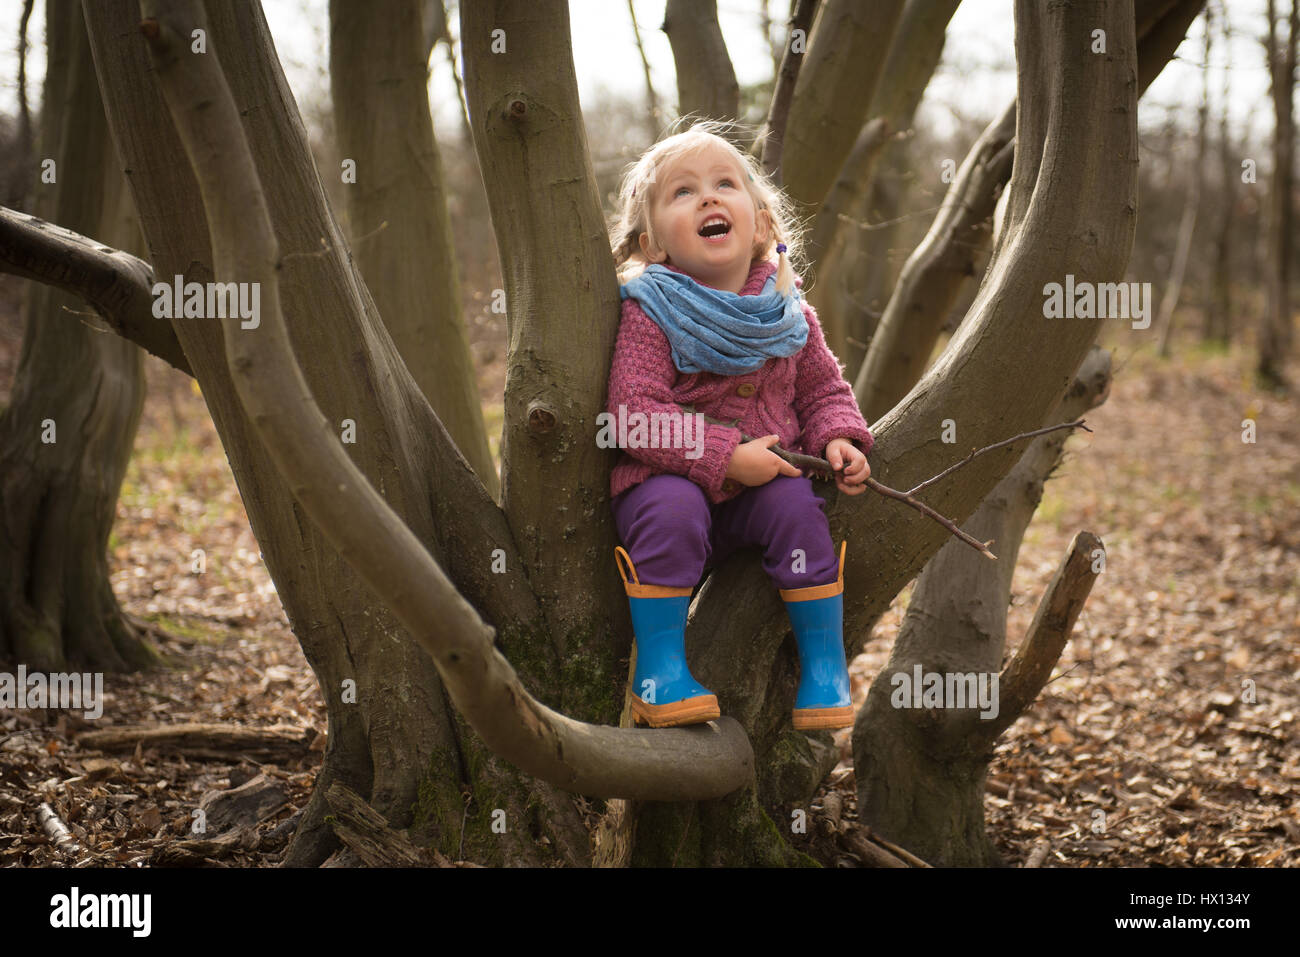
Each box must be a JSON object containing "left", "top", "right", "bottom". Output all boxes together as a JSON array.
[{"left": 638, "top": 143, "right": 770, "bottom": 293}]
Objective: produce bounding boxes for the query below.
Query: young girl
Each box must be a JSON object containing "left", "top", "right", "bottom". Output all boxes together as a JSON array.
[{"left": 606, "top": 120, "right": 875, "bottom": 731}]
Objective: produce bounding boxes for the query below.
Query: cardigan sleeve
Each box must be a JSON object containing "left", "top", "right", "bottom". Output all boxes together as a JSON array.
[
  {"left": 791, "top": 302, "right": 875, "bottom": 460},
  {"left": 607, "top": 298, "right": 743, "bottom": 496}
]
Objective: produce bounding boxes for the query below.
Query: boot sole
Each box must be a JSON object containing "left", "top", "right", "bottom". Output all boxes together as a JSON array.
[
  {"left": 630, "top": 694, "right": 721, "bottom": 728},
  {"left": 792, "top": 706, "right": 854, "bottom": 730}
]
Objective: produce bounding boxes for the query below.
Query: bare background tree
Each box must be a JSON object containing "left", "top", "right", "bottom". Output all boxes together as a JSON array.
[
  {"left": 0, "top": 0, "right": 151, "bottom": 672},
  {"left": 1259, "top": 0, "right": 1297, "bottom": 387}
]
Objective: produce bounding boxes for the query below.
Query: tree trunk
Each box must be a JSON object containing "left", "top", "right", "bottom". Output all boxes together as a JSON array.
[
  {"left": 1258, "top": 0, "right": 1296, "bottom": 389},
  {"left": 662, "top": 0, "right": 740, "bottom": 124},
  {"left": 85, "top": 0, "right": 589, "bottom": 867},
  {"left": 458, "top": 0, "right": 637, "bottom": 725},
  {"left": 0, "top": 0, "right": 151, "bottom": 673},
  {"left": 837, "top": 173, "right": 904, "bottom": 378},
  {"left": 805, "top": 117, "right": 892, "bottom": 298},
  {"left": 854, "top": 346, "right": 1111, "bottom": 865},
  {"left": 328, "top": 0, "right": 498, "bottom": 497}
]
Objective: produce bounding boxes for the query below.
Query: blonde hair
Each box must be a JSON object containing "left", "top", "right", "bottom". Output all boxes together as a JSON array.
[{"left": 609, "top": 118, "right": 806, "bottom": 297}]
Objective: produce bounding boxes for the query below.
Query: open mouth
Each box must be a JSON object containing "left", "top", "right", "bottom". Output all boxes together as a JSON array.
[{"left": 698, "top": 216, "right": 731, "bottom": 240}]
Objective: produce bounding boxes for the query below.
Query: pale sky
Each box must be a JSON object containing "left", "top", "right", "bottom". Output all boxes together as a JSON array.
[{"left": 0, "top": 1, "right": 1284, "bottom": 162}]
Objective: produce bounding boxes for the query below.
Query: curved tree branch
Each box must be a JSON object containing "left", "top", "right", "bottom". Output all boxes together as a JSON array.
[
  {"left": 141, "top": 0, "right": 753, "bottom": 802},
  {"left": 0, "top": 206, "right": 192, "bottom": 375},
  {"left": 85, "top": 0, "right": 563, "bottom": 865}
]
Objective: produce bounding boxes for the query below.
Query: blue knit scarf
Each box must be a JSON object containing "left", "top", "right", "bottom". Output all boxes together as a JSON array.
[{"left": 620, "top": 264, "right": 809, "bottom": 375}]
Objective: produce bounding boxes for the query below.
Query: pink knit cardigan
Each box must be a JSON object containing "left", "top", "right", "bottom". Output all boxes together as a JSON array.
[{"left": 607, "top": 259, "right": 875, "bottom": 504}]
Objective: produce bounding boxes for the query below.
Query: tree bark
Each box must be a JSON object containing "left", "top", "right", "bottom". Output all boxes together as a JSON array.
[
  {"left": 854, "top": 346, "right": 1111, "bottom": 865},
  {"left": 1258, "top": 0, "right": 1296, "bottom": 389},
  {"left": 0, "top": 0, "right": 152, "bottom": 673},
  {"left": 328, "top": 0, "right": 498, "bottom": 497},
  {"left": 323, "top": 781, "right": 450, "bottom": 867},
  {"left": 808, "top": 116, "right": 896, "bottom": 363},
  {"left": 662, "top": 0, "right": 740, "bottom": 125}
]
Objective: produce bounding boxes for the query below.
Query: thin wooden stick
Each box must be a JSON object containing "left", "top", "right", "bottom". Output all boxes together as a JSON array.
[
  {"left": 904, "top": 420, "right": 1091, "bottom": 497},
  {"left": 859, "top": 825, "right": 934, "bottom": 868},
  {"left": 625, "top": 0, "right": 661, "bottom": 141},
  {"left": 37, "top": 802, "right": 81, "bottom": 855},
  {"left": 685, "top": 407, "right": 1093, "bottom": 561},
  {"left": 861, "top": 475, "right": 997, "bottom": 560}
]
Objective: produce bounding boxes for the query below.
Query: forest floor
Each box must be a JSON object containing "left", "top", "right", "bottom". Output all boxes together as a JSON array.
[{"left": 0, "top": 314, "right": 1297, "bottom": 868}]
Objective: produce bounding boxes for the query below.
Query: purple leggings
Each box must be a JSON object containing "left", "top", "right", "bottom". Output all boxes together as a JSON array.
[{"left": 611, "top": 473, "right": 840, "bottom": 591}]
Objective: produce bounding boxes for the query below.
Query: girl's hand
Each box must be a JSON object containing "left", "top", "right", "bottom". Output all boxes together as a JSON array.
[
  {"left": 826, "top": 438, "right": 870, "bottom": 496},
  {"left": 726, "top": 434, "right": 803, "bottom": 487}
]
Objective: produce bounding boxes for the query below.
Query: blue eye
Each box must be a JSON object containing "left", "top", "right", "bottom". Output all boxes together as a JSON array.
[
  {"left": 674, "top": 186, "right": 691, "bottom": 197},
  {"left": 719, "top": 179, "right": 734, "bottom": 188}
]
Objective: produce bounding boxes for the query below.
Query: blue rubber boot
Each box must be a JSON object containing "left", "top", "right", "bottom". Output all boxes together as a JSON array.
[
  {"left": 780, "top": 541, "right": 853, "bottom": 730},
  {"left": 615, "top": 547, "right": 720, "bottom": 728}
]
